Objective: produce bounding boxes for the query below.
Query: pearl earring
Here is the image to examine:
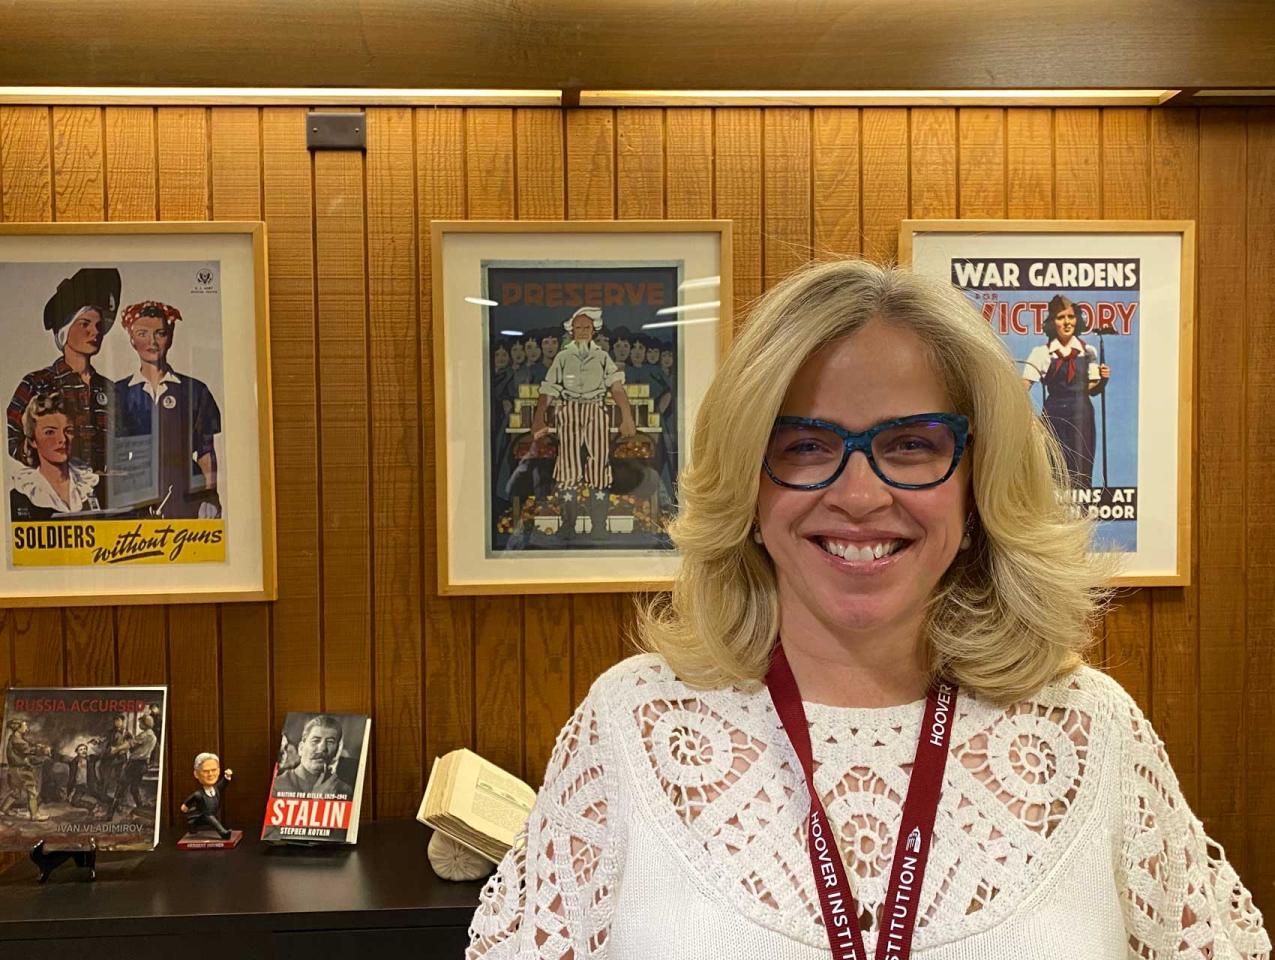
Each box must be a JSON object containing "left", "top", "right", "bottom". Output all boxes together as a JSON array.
[
  {"left": 752, "top": 524, "right": 764, "bottom": 545},
  {"left": 959, "top": 516, "right": 974, "bottom": 551}
]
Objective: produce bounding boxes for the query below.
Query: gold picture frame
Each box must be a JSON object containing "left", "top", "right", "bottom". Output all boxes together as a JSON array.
[
  {"left": 432, "top": 219, "right": 733, "bottom": 595},
  {"left": 0, "top": 221, "right": 276, "bottom": 605},
  {"left": 901, "top": 218, "right": 1195, "bottom": 587}
]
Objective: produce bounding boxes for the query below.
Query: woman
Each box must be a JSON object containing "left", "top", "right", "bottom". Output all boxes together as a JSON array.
[
  {"left": 114, "top": 300, "right": 222, "bottom": 519},
  {"left": 465, "top": 261, "right": 1267, "bottom": 959},
  {"left": 6, "top": 267, "right": 120, "bottom": 489},
  {"left": 1022, "top": 294, "right": 1110, "bottom": 488},
  {"left": 9, "top": 391, "right": 101, "bottom": 520}
]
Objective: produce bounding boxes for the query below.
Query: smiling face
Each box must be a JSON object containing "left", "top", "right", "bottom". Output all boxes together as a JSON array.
[
  {"left": 631, "top": 340, "right": 647, "bottom": 365},
  {"left": 196, "top": 756, "right": 221, "bottom": 787},
  {"left": 510, "top": 341, "right": 525, "bottom": 367},
  {"left": 756, "top": 320, "right": 970, "bottom": 643},
  {"left": 33, "top": 412, "right": 72, "bottom": 467},
  {"left": 64, "top": 307, "right": 104, "bottom": 357},
  {"left": 660, "top": 348, "right": 674, "bottom": 371},
  {"left": 524, "top": 337, "right": 541, "bottom": 364},
  {"left": 128, "top": 315, "right": 173, "bottom": 367},
  {"left": 493, "top": 344, "right": 510, "bottom": 370}
]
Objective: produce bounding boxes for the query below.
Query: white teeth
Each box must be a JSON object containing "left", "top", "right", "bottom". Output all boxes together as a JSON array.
[{"left": 820, "top": 539, "right": 903, "bottom": 561}]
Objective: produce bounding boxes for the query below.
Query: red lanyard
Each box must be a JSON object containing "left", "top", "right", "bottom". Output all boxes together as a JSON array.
[{"left": 765, "top": 644, "right": 957, "bottom": 960}]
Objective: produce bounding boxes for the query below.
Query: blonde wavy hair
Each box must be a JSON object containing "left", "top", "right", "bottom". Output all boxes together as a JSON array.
[{"left": 637, "top": 259, "right": 1111, "bottom": 706}]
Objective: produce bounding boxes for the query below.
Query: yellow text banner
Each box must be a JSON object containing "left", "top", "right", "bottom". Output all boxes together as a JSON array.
[{"left": 11, "top": 519, "right": 226, "bottom": 567}]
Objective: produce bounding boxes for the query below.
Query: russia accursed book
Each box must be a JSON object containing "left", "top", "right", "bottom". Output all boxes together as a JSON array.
[
  {"left": 0, "top": 686, "right": 168, "bottom": 851},
  {"left": 261, "top": 711, "right": 371, "bottom": 844},
  {"left": 417, "top": 748, "right": 536, "bottom": 863}
]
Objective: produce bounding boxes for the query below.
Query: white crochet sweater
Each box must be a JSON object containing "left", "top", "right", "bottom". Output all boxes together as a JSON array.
[{"left": 466, "top": 653, "right": 1270, "bottom": 960}]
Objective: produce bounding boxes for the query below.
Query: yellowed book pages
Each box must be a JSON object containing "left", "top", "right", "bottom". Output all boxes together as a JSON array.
[{"left": 417, "top": 749, "right": 536, "bottom": 854}]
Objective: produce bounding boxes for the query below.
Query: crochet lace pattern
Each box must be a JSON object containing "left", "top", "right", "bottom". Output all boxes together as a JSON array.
[{"left": 467, "top": 655, "right": 1269, "bottom": 960}]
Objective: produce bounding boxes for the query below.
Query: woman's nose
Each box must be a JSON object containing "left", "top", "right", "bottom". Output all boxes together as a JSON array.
[{"left": 822, "top": 450, "right": 893, "bottom": 514}]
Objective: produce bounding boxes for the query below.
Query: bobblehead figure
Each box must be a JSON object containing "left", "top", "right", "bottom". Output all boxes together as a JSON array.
[{"left": 177, "top": 752, "right": 243, "bottom": 849}]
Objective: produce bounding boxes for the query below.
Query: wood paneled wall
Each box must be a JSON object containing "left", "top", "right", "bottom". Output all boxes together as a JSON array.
[{"left": 0, "top": 105, "right": 1271, "bottom": 912}]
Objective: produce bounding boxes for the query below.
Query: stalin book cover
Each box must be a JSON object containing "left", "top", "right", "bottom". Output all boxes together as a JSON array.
[{"left": 261, "top": 711, "right": 370, "bottom": 845}]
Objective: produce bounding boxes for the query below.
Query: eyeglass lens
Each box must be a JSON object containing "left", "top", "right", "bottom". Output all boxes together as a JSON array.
[{"left": 766, "top": 420, "right": 958, "bottom": 487}]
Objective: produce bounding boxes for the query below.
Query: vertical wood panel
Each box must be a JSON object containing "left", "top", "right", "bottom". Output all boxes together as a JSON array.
[
  {"left": 418, "top": 107, "right": 474, "bottom": 765},
  {"left": 105, "top": 110, "right": 169, "bottom": 808},
  {"left": 104, "top": 108, "right": 157, "bottom": 220},
  {"left": 910, "top": 108, "right": 957, "bottom": 219},
  {"left": 616, "top": 109, "right": 663, "bottom": 219},
  {"left": 313, "top": 144, "right": 371, "bottom": 716},
  {"left": 1099, "top": 109, "right": 1153, "bottom": 714},
  {"left": 261, "top": 108, "right": 321, "bottom": 725},
  {"left": 1147, "top": 108, "right": 1200, "bottom": 810},
  {"left": 0, "top": 107, "right": 53, "bottom": 221},
  {"left": 1050, "top": 106, "right": 1104, "bottom": 669},
  {"left": 51, "top": 105, "right": 117, "bottom": 687},
  {"left": 106, "top": 108, "right": 168, "bottom": 749},
  {"left": 565, "top": 109, "right": 614, "bottom": 222},
  {"left": 156, "top": 106, "right": 219, "bottom": 825},
  {"left": 812, "top": 108, "right": 860, "bottom": 258},
  {"left": 1242, "top": 109, "right": 1274, "bottom": 886},
  {"left": 210, "top": 106, "right": 273, "bottom": 824},
  {"left": 365, "top": 106, "right": 424, "bottom": 815},
  {"left": 157, "top": 108, "right": 209, "bottom": 220},
  {"left": 514, "top": 108, "right": 565, "bottom": 222},
  {"left": 514, "top": 107, "right": 571, "bottom": 784},
  {"left": 0, "top": 107, "right": 64, "bottom": 687},
  {"left": 665, "top": 109, "right": 712, "bottom": 222},
  {"left": 1196, "top": 109, "right": 1248, "bottom": 866},
  {"left": 762, "top": 108, "right": 811, "bottom": 288},
  {"left": 1053, "top": 109, "right": 1100, "bottom": 219},
  {"left": 861, "top": 108, "right": 908, "bottom": 262},
  {"left": 1005, "top": 108, "right": 1053, "bottom": 219},
  {"left": 466, "top": 107, "right": 525, "bottom": 778},
  {"left": 51, "top": 106, "right": 104, "bottom": 221},
  {"left": 957, "top": 107, "right": 1005, "bottom": 218},
  {"left": 612, "top": 108, "right": 665, "bottom": 667},
  {"left": 714, "top": 109, "right": 761, "bottom": 320},
  {"left": 565, "top": 107, "right": 624, "bottom": 705},
  {"left": 8, "top": 609, "right": 63, "bottom": 687}
]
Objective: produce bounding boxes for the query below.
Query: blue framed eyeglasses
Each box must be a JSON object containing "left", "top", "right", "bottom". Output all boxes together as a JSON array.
[{"left": 763, "top": 413, "right": 971, "bottom": 491}]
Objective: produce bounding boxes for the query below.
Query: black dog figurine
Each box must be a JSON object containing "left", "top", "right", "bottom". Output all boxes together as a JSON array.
[{"left": 30, "top": 838, "right": 97, "bottom": 883}]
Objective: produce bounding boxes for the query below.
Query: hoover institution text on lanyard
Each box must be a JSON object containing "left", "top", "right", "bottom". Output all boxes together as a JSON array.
[{"left": 766, "top": 644, "right": 958, "bottom": 960}]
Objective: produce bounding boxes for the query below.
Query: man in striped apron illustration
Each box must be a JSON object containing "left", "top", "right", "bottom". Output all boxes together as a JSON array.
[{"left": 531, "top": 306, "right": 637, "bottom": 542}]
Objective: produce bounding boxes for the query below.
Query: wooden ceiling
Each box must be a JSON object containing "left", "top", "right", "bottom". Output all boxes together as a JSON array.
[{"left": 1, "top": 0, "right": 1272, "bottom": 92}]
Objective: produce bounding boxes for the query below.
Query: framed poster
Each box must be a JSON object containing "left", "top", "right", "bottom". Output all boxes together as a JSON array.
[
  {"left": 901, "top": 219, "right": 1194, "bottom": 586},
  {"left": 432, "top": 220, "right": 732, "bottom": 595},
  {"left": 0, "top": 223, "right": 276, "bottom": 605}
]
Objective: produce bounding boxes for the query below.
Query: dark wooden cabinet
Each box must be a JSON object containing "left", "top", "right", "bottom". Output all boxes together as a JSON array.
[{"left": 0, "top": 820, "right": 485, "bottom": 959}]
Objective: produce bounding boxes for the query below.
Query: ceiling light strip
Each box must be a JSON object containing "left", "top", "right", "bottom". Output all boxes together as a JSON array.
[
  {"left": 0, "top": 87, "right": 562, "bottom": 106},
  {"left": 579, "top": 89, "right": 1179, "bottom": 107}
]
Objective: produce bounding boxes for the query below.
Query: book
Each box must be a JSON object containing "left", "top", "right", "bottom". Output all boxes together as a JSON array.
[
  {"left": 0, "top": 686, "right": 167, "bottom": 851},
  {"left": 417, "top": 748, "right": 536, "bottom": 864},
  {"left": 261, "top": 712, "right": 371, "bottom": 844}
]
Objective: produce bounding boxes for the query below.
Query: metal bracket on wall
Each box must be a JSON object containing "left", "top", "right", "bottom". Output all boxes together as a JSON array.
[{"left": 306, "top": 112, "right": 366, "bottom": 151}]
